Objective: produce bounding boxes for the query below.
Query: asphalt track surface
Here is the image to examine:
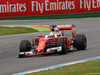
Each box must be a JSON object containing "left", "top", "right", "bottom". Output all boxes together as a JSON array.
[{"left": 0, "top": 18, "right": 100, "bottom": 75}]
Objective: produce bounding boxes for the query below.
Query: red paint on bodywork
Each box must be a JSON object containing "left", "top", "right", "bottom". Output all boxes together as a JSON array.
[
  {"left": 32, "top": 25, "right": 76, "bottom": 54},
  {"left": 33, "top": 36, "right": 71, "bottom": 54}
]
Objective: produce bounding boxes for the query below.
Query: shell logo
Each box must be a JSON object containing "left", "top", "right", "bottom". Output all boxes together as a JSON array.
[{"left": 40, "top": 43, "right": 44, "bottom": 45}]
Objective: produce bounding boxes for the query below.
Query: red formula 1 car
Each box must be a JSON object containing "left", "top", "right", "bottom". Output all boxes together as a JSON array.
[{"left": 19, "top": 25, "right": 87, "bottom": 58}]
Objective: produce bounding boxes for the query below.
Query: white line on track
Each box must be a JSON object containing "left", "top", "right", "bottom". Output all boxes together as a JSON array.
[{"left": 13, "top": 56, "right": 100, "bottom": 75}]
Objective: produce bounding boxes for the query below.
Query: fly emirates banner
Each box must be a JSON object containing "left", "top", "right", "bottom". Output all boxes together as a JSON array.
[{"left": 0, "top": 0, "right": 100, "bottom": 17}]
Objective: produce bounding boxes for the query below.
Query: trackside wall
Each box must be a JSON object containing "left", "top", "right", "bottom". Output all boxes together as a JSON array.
[{"left": 0, "top": 0, "right": 100, "bottom": 17}]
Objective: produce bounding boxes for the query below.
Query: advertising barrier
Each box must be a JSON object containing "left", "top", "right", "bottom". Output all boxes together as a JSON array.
[{"left": 0, "top": 0, "right": 100, "bottom": 17}]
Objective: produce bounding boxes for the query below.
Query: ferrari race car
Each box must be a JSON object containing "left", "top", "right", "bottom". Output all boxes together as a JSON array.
[{"left": 19, "top": 25, "right": 87, "bottom": 58}]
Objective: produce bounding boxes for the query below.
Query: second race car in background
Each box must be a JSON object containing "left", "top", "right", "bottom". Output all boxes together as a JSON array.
[{"left": 19, "top": 25, "right": 87, "bottom": 58}]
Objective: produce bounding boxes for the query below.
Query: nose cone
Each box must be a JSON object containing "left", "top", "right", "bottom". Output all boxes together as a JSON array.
[
  {"left": 35, "top": 42, "right": 45, "bottom": 53},
  {"left": 35, "top": 49, "right": 43, "bottom": 54},
  {"left": 37, "top": 49, "right": 42, "bottom": 53},
  {"left": 35, "top": 38, "right": 48, "bottom": 54}
]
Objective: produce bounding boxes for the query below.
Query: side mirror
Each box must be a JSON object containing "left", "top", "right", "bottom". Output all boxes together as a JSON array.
[{"left": 38, "top": 35, "right": 42, "bottom": 37}]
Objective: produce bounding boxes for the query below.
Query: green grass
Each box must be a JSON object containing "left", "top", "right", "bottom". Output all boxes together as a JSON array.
[
  {"left": 26, "top": 59, "right": 100, "bottom": 75},
  {"left": 0, "top": 12, "right": 100, "bottom": 20},
  {"left": 0, "top": 27, "right": 38, "bottom": 36},
  {"left": 0, "top": 26, "right": 50, "bottom": 31}
]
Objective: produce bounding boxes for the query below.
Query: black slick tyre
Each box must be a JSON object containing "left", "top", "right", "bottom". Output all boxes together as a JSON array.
[
  {"left": 57, "top": 38, "right": 67, "bottom": 55},
  {"left": 20, "top": 40, "right": 31, "bottom": 52},
  {"left": 19, "top": 40, "right": 31, "bottom": 58},
  {"left": 75, "top": 34, "right": 87, "bottom": 50}
]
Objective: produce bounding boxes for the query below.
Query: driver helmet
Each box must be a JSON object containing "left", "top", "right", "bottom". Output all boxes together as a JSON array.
[{"left": 55, "top": 28, "right": 59, "bottom": 32}]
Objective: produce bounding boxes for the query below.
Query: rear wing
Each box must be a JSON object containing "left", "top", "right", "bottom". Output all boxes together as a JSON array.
[
  {"left": 56, "top": 25, "right": 76, "bottom": 38},
  {"left": 56, "top": 25, "right": 75, "bottom": 30}
]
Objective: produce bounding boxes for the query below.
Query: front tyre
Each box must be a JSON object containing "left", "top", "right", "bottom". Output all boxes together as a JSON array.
[
  {"left": 57, "top": 38, "right": 67, "bottom": 55},
  {"left": 20, "top": 40, "right": 31, "bottom": 52},
  {"left": 75, "top": 34, "right": 87, "bottom": 50},
  {"left": 19, "top": 40, "right": 31, "bottom": 58}
]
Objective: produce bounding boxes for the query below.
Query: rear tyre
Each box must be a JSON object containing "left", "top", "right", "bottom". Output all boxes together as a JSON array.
[
  {"left": 57, "top": 38, "right": 67, "bottom": 55},
  {"left": 19, "top": 40, "right": 31, "bottom": 58},
  {"left": 75, "top": 34, "right": 87, "bottom": 50}
]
